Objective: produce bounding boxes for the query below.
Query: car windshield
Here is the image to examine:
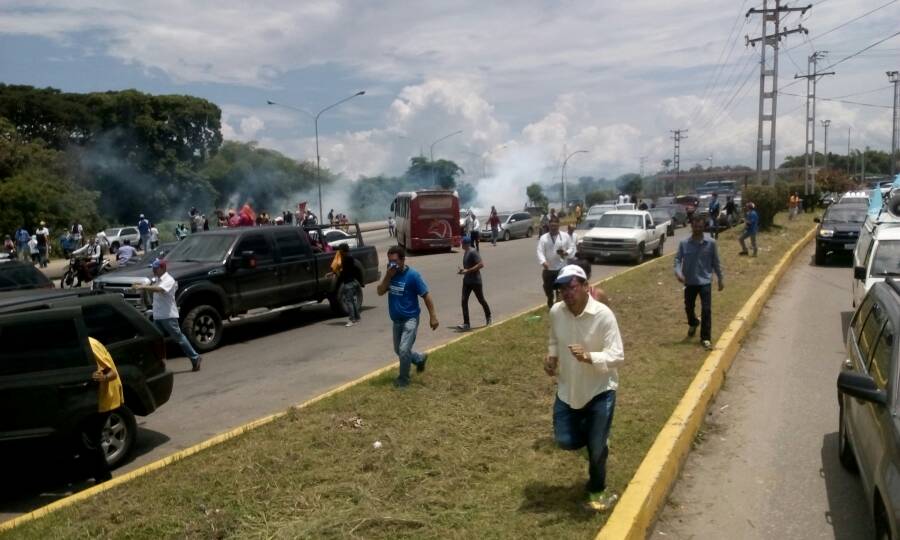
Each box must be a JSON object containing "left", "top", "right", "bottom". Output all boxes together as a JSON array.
[
  {"left": 587, "top": 206, "right": 614, "bottom": 217},
  {"left": 104, "top": 228, "right": 122, "bottom": 236},
  {"left": 597, "top": 214, "right": 642, "bottom": 229},
  {"left": 164, "top": 234, "right": 235, "bottom": 262},
  {"left": 871, "top": 240, "right": 900, "bottom": 277},
  {"left": 577, "top": 218, "right": 601, "bottom": 230},
  {"left": 823, "top": 207, "right": 867, "bottom": 223},
  {"left": 499, "top": 214, "right": 511, "bottom": 222}
]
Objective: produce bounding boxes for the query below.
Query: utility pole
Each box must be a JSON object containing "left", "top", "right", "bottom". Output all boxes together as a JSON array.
[
  {"left": 795, "top": 51, "right": 834, "bottom": 195},
  {"left": 889, "top": 71, "right": 899, "bottom": 177},
  {"left": 747, "top": 1, "right": 810, "bottom": 185},
  {"left": 820, "top": 119, "right": 831, "bottom": 170},
  {"left": 847, "top": 126, "right": 852, "bottom": 177},
  {"left": 671, "top": 129, "right": 687, "bottom": 195},
  {"left": 639, "top": 155, "right": 647, "bottom": 178}
]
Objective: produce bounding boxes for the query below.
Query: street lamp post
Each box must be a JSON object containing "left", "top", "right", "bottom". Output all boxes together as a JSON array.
[
  {"left": 561, "top": 150, "right": 588, "bottom": 210},
  {"left": 482, "top": 145, "right": 508, "bottom": 178},
  {"left": 429, "top": 130, "right": 463, "bottom": 162},
  {"left": 820, "top": 119, "right": 831, "bottom": 170},
  {"left": 267, "top": 90, "right": 366, "bottom": 219}
]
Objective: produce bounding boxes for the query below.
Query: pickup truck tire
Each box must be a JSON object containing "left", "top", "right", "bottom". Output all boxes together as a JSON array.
[
  {"left": 634, "top": 243, "right": 645, "bottom": 264},
  {"left": 81, "top": 405, "right": 136, "bottom": 469},
  {"left": 182, "top": 304, "right": 223, "bottom": 352},
  {"left": 838, "top": 401, "right": 858, "bottom": 472},
  {"left": 653, "top": 238, "right": 664, "bottom": 257},
  {"left": 329, "top": 283, "right": 365, "bottom": 316},
  {"left": 814, "top": 245, "right": 826, "bottom": 265}
]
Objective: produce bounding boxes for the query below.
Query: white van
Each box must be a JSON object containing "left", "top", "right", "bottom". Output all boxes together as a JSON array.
[{"left": 851, "top": 215, "right": 900, "bottom": 306}]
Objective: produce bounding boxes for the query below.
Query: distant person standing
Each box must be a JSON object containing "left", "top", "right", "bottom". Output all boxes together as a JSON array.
[
  {"left": 328, "top": 209, "right": 335, "bottom": 226},
  {"left": 28, "top": 235, "right": 39, "bottom": 265},
  {"left": 456, "top": 236, "right": 491, "bottom": 331},
  {"left": 71, "top": 221, "right": 84, "bottom": 247},
  {"left": 674, "top": 215, "right": 724, "bottom": 350},
  {"left": 388, "top": 216, "right": 396, "bottom": 237},
  {"left": 544, "top": 264, "right": 624, "bottom": 512},
  {"left": 14, "top": 225, "right": 30, "bottom": 262},
  {"left": 638, "top": 200, "right": 649, "bottom": 211},
  {"left": 137, "top": 214, "right": 151, "bottom": 252},
  {"left": 724, "top": 196, "right": 737, "bottom": 227},
  {"left": 707, "top": 193, "right": 721, "bottom": 239},
  {"left": 35, "top": 221, "right": 50, "bottom": 268},
  {"left": 149, "top": 223, "right": 160, "bottom": 250},
  {"left": 567, "top": 224, "right": 579, "bottom": 258},
  {"left": 376, "top": 246, "right": 439, "bottom": 388},
  {"left": 574, "top": 204, "right": 583, "bottom": 224},
  {"left": 134, "top": 258, "right": 203, "bottom": 371},
  {"left": 82, "top": 337, "right": 124, "bottom": 484},
  {"left": 788, "top": 192, "right": 800, "bottom": 220},
  {"left": 488, "top": 206, "right": 501, "bottom": 246},
  {"left": 536, "top": 218, "right": 575, "bottom": 308},
  {"left": 738, "top": 202, "right": 759, "bottom": 257},
  {"left": 331, "top": 243, "right": 364, "bottom": 327}
]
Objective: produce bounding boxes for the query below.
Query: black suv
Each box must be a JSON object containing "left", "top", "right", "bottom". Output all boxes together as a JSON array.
[
  {"left": 838, "top": 278, "right": 900, "bottom": 538},
  {"left": 0, "top": 260, "right": 54, "bottom": 292},
  {"left": 814, "top": 203, "right": 867, "bottom": 265},
  {"left": 92, "top": 225, "right": 380, "bottom": 352},
  {"left": 0, "top": 290, "right": 173, "bottom": 469}
]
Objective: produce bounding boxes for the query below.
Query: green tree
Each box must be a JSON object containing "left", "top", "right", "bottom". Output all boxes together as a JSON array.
[
  {"left": 585, "top": 189, "right": 614, "bottom": 206},
  {"left": 526, "top": 183, "right": 548, "bottom": 209},
  {"left": 406, "top": 156, "right": 464, "bottom": 188},
  {"left": 616, "top": 173, "right": 643, "bottom": 198}
]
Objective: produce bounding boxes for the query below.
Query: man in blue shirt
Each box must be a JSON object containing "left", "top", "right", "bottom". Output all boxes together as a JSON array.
[
  {"left": 377, "top": 245, "right": 439, "bottom": 387},
  {"left": 739, "top": 202, "right": 759, "bottom": 257},
  {"left": 674, "top": 215, "right": 724, "bottom": 350},
  {"left": 137, "top": 214, "right": 151, "bottom": 252}
]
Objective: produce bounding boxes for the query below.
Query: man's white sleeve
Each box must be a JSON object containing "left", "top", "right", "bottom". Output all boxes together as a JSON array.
[
  {"left": 536, "top": 236, "right": 548, "bottom": 266},
  {"left": 589, "top": 310, "right": 625, "bottom": 369}
]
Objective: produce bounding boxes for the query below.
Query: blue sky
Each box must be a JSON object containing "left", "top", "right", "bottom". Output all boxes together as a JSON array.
[{"left": 1, "top": 1, "right": 898, "bottom": 207}]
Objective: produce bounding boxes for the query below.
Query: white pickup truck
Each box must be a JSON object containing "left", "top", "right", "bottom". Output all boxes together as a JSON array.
[{"left": 577, "top": 210, "right": 667, "bottom": 264}]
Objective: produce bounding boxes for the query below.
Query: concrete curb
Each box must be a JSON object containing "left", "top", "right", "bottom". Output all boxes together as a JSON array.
[
  {"left": 0, "top": 241, "right": 671, "bottom": 533},
  {"left": 596, "top": 225, "right": 816, "bottom": 540}
]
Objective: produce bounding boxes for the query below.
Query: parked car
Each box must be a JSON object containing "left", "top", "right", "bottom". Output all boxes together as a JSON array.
[
  {"left": 92, "top": 225, "right": 380, "bottom": 352},
  {"left": 480, "top": 211, "right": 534, "bottom": 241},
  {"left": 838, "top": 191, "right": 870, "bottom": 206},
  {"left": 813, "top": 203, "right": 867, "bottom": 265},
  {"left": 648, "top": 207, "right": 676, "bottom": 237},
  {"left": 0, "top": 289, "right": 173, "bottom": 469},
  {"left": 577, "top": 210, "right": 668, "bottom": 264},
  {"left": 838, "top": 278, "right": 900, "bottom": 540},
  {"left": 308, "top": 227, "right": 360, "bottom": 249},
  {"left": 585, "top": 204, "right": 617, "bottom": 221},
  {"left": 656, "top": 204, "right": 688, "bottom": 227},
  {"left": 851, "top": 211, "right": 900, "bottom": 307},
  {"left": 0, "top": 260, "right": 54, "bottom": 292},
  {"left": 104, "top": 227, "right": 141, "bottom": 253}
]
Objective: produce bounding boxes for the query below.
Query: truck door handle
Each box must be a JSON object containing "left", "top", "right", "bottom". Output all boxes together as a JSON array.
[
  {"left": 59, "top": 381, "right": 90, "bottom": 389},
  {"left": 843, "top": 359, "right": 853, "bottom": 370}
]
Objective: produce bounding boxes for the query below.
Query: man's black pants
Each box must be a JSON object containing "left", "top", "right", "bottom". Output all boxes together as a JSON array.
[
  {"left": 684, "top": 284, "right": 712, "bottom": 341},
  {"left": 80, "top": 411, "right": 112, "bottom": 482},
  {"left": 461, "top": 282, "right": 491, "bottom": 325},
  {"left": 470, "top": 230, "right": 480, "bottom": 251},
  {"left": 542, "top": 268, "right": 560, "bottom": 308}
]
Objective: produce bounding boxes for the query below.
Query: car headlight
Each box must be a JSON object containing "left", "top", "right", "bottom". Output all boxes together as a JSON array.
[{"left": 819, "top": 229, "right": 834, "bottom": 238}]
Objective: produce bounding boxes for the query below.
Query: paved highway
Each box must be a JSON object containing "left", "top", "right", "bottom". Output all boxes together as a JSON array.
[
  {"left": 1, "top": 223, "right": 691, "bottom": 519},
  {"left": 650, "top": 245, "right": 873, "bottom": 539}
]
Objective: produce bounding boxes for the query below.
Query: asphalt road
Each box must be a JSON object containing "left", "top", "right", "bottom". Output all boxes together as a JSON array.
[
  {"left": 650, "top": 245, "right": 873, "bottom": 539},
  {"left": 1, "top": 224, "right": 692, "bottom": 519}
]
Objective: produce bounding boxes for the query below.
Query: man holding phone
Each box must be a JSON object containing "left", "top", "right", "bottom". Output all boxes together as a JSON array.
[
  {"left": 536, "top": 217, "right": 574, "bottom": 308},
  {"left": 544, "top": 264, "right": 624, "bottom": 512},
  {"left": 377, "top": 245, "right": 439, "bottom": 388}
]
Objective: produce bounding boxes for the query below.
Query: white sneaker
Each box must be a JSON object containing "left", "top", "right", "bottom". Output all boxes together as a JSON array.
[{"left": 345, "top": 321, "right": 355, "bottom": 327}]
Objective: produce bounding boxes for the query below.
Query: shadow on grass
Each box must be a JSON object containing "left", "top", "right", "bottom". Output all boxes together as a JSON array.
[{"left": 518, "top": 480, "right": 597, "bottom": 521}]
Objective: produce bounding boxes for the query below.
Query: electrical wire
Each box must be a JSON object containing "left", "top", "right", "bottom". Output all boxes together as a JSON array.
[
  {"left": 780, "top": 91, "right": 893, "bottom": 109},
  {"left": 786, "top": 0, "right": 899, "bottom": 53},
  {"left": 828, "top": 85, "right": 893, "bottom": 99},
  {"left": 820, "top": 30, "right": 900, "bottom": 71}
]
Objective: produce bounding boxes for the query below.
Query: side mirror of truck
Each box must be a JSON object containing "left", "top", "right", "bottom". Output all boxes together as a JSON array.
[{"left": 854, "top": 266, "right": 866, "bottom": 280}]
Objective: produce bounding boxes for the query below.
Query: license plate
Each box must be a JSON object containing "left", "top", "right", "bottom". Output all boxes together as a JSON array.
[{"left": 844, "top": 243, "right": 856, "bottom": 250}]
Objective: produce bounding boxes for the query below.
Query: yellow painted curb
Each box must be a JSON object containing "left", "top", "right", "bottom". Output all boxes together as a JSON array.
[
  {"left": 0, "top": 240, "right": 675, "bottom": 533},
  {"left": 596, "top": 225, "right": 817, "bottom": 540}
]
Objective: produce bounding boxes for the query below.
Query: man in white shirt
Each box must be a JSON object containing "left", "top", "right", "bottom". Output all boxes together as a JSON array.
[
  {"left": 134, "top": 259, "right": 202, "bottom": 371},
  {"left": 544, "top": 264, "right": 624, "bottom": 512},
  {"left": 535, "top": 217, "right": 574, "bottom": 308}
]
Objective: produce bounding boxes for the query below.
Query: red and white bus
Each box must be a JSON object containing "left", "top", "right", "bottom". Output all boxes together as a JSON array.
[{"left": 391, "top": 189, "right": 461, "bottom": 252}]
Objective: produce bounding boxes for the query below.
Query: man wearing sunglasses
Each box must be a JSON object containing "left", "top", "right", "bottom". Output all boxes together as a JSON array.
[{"left": 544, "top": 264, "right": 624, "bottom": 512}]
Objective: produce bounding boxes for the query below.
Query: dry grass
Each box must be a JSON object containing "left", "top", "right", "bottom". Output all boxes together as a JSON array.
[{"left": 4, "top": 214, "right": 815, "bottom": 539}]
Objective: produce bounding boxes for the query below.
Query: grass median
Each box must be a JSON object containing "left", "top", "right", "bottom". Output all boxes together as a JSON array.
[{"left": 6, "top": 213, "right": 815, "bottom": 539}]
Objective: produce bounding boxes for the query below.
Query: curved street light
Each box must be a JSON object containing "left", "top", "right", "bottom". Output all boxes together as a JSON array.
[
  {"left": 561, "top": 150, "right": 589, "bottom": 209},
  {"left": 267, "top": 90, "right": 366, "bottom": 218},
  {"left": 429, "top": 130, "right": 463, "bottom": 161}
]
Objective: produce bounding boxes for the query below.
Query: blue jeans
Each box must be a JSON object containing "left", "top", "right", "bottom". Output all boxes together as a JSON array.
[
  {"left": 392, "top": 317, "right": 424, "bottom": 384},
  {"left": 154, "top": 318, "right": 200, "bottom": 362},
  {"left": 553, "top": 391, "right": 616, "bottom": 493},
  {"left": 140, "top": 234, "right": 150, "bottom": 253},
  {"left": 739, "top": 230, "right": 757, "bottom": 256}
]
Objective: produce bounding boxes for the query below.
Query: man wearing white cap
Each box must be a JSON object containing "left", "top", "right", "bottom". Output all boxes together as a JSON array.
[
  {"left": 133, "top": 258, "right": 202, "bottom": 371},
  {"left": 544, "top": 264, "right": 624, "bottom": 512}
]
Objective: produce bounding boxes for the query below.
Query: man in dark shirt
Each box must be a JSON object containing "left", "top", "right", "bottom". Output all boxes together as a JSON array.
[
  {"left": 457, "top": 236, "right": 492, "bottom": 331},
  {"left": 674, "top": 215, "right": 724, "bottom": 350},
  {"left": 334, "top": 243, "right": 364, "bottom": 326}
]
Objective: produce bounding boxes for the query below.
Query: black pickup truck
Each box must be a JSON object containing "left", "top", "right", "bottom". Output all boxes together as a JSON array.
[{"left": 93, "top": 224, "right": 380, "bottom": 352}]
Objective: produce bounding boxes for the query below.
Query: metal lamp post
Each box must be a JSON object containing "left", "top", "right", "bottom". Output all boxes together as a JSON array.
[
  {"left": 561, "top": 150, "right": 588, "bottom": 209},
  {"left": 820, "top": 119, "right": 831, "bottom": 170},
  {"left": 267, "top": 90, "right": 366, "bottom": 219},
  {"left": 428, "top": 130, "right": 463, "bottom": 186}
]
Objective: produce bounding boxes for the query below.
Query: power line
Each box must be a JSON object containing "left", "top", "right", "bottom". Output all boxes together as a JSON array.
[
  {"left": 786, "top": 0, "right": 898, "bottom": 52},
  {"left": 828, "top": 85, "right": 893, "bottom": 100},
  {"left": 780, "top": 91, "right": 894, "bottom": 109},
  {"left": 821, "top": 30, "right": 900, "bottom": 71},
  {"left": 695, "top": 51, "right": 759, "bottom": 130}
]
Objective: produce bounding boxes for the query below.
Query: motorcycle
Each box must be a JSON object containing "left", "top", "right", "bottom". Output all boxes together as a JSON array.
[{"left": 60, "top": 256, "right": 112, "bottom": 289}]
